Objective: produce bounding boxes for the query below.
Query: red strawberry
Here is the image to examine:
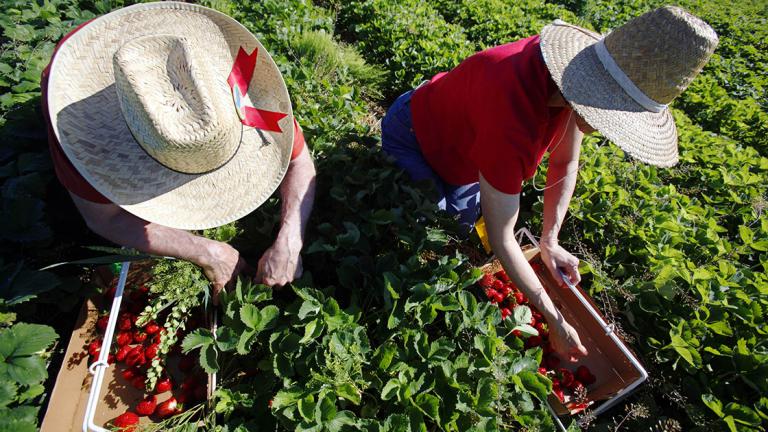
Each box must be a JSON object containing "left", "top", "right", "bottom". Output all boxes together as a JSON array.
[
  {"left": 514, "top": 292, "right": 525, "bottom": 304},
  {"left": 131, "top": 375, "right": 146, "bottom": 391},
  {"left": 132, "top": 330, "right": 148, "bottom": 344},
  {"left": 512, "top": 329, "right": 522, "bottom": 338},
  {"left": 96, "top": 315, "right": 109, "bottom": 333},
  {"left": 145, "top": 344, "right": 159, "bottom": 360},
  {"left": 116, "top": 332, "right": 132, "bottom": 347},
  {"left": 178, "top": 355, "right": 195, "bottom": 373},
  {"left": 176, "top": 392, "right": 189, "bottom": 404},
  {"left": 268, "top": 398, "right": 273, "bottom": 408},
  {"left": 538, "top": 367, "right": 547, "bottom": 375},
  {"left": 125, "top": 346, "right": 145, "bottom": 368},
  {"left": 535, "top": 322, "right": 549, "bottom": 338},
  {"left": 193, "top": 385, "right": 207, "bottom": 402},
  {"left": 135, "top": 395, "right": 157, "bottom": 416},
  {"left": 575, "top": 365, "right": 597, "bottom": 385},
  {"left": 118, "top": 314, "right": 133, "bottom": 331},
  {"left": 569, "top": 379, "right": 585, "bottom": 392},
  {"left": 180, "top": 376, "right": 200, "bottom": 393},
  {"left": 156, "top": 397, "right": 181, "bottom": 419},
  {"left": 491, "top": 279, "right": 504, "bottom": 291},
  {"left": 500, "top": 307, "right": 511, "bottom": 319},
  {"left": 144, "top": 321, "right": 161, "bottom": 335},
  {"left": 116, "top": 345, "right": 132, "bottom": 362},
  {"left": 494, "top": 270, "right": 509, "bottom": 282},
  {"left": 530, "top": 316, "right": 538, "bottom": 328},
  {"left": 88, "top": 339, "right": 102, "bottom": 357},
  {"left": 121, "top": 368, "right": 137, "bottom": 381},
  {"left": 558, "top": 368, "right": 575, "bottom": 388},
  {"left": 155, "top": 376, "right": 172, "bottom": 394},
  {"left": 526, "top": 335, "right": 543, "bottom": 348},
  {"left": 107, "top": 354, "right": 116, "bottom": 365},
  {"left": 128, "top": 302, "right": 144, "bottom": 314},
  {"left": 112, "top": 411, "right": 139, "bottom": 432},
  {"left": 478, "top": 274, "right": 495, "bottom": 289}
]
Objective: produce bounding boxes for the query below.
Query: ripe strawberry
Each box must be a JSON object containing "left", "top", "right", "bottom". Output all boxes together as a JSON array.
[
  {"left": 494, "top": 270, "right": 509, "bottom": 282},
  {"left": 131, "top": 375, "right": 146, "bottom": 390},
  {"left": 112, "top": 411, "right": 139, "bottom": 432},
  {"left": 535, "top": 321, "right": 549, "bottom": 338},
  {"left": 530, "top": 316, "right": 538, "bottom": 328},
  {"left": 500, "top": 307, "right": 511, "bottom": 319},
  {"left": 156, "top": 397, "right": 181, "bottom": 419},
  {"left": 121, "top": 368, "right": 137, "bottom": 382},
  {"left": 96, "top": 315, "right": 109, "bottom": 333},
  {"left": 491, "top": 279, "right": 504, "bottom": 291},
  {"left": 512, "top": 329, "right": 522, "bottom": 338},
  {"left": 132, "top": 330, "right": 148, "bottom": 344},
  {"left": 514, "top": 292, "right": 525, "bottom": 304},
  {"left": 553, "top": 385, "right": 565, "bottom": 402},
  {"left": 116, "top": 332, "right": 132, "bottom": 347},
  {"left": 478, "top": 274, "right": 495, "bottom": 289},
  {"left": 118, "top": 314, "right": 133, "bottom": 331},
  {"left": 575, "top": 365, "right": 597, "bottom": 385},
  {"left": 125, "top": 346, "right": 145, "bottom": 368},
  {"left": 538, "top": 367, "right": 547, "bottom": 375},
  {"left": 558, "top": 368, "right": 575, "bottom": 388},
  {"left": 108, "top": 353, "right": 116, "bottom": 365},
  {"left": 155, "top": 376, "right": 172, "bottom": 394},
  {"left": 88, "top": 339, "right": 102, "bottom": 357},
  {"left": 569, "top": 379, "right": 584, "bottom": 392},
  {"left": 115, "top": 345, "right": 132, "bottom": 362},
  {"left": 180, "top": 376, "right": 200, "bottom": 393},
  {"left": 135, "top": 395, "right": 157, "bottom": 416},
  {"left": 268, "top": 399, "right": 273, "bottom": 408},
  {"left": 526, "top": 335, "right": 543, "bottom": 348},
  {"left": 144, "top": 321, "right": 161, "bottom": 335},
  {"left": 145, "top": 343, "right": 159, "bottom": 360}
]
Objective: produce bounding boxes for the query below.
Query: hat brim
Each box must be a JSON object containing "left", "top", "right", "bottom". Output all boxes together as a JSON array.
[
  {"left": 47, "top": 2, "right": 294, "bottom": 230},
  {"left": 540, "top": 21, "right": 678, "bottom": 167}
]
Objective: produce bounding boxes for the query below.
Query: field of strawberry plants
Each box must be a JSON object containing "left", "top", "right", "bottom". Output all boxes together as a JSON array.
[{"left": 1, "top": 0, "right": 766, "bottom": 431}]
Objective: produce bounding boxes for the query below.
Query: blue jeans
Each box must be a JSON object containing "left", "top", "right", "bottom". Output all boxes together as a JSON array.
[{"left": 381, "top": 90, "right": 480, "bottom": 232}]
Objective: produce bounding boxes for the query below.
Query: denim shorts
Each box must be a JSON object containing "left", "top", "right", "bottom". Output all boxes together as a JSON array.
[{"left": 381, "top": 89, "right": 481, "bottom": 232}]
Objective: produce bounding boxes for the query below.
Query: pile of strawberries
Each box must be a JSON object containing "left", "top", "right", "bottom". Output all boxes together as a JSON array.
[
  {"left": 84, "top": 281, "right": 207, "bottom": 431},
  {"left": 478, "top": 268, "right": 597, "bottom": 412}
]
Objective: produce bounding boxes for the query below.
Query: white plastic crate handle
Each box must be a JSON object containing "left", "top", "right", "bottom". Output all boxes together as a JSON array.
[{"left": 83, "top": 261, "right": 131, "bottom": 432}]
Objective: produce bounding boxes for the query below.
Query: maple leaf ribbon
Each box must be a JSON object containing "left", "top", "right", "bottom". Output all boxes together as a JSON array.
[{"left": 227, "top": 47, "right": 287, "bottom": 132}]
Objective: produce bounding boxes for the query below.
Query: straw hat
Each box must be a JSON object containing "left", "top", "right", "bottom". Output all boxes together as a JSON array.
[
  {"left": 540, "top": 6, "right": 718, "bottom": 167},
  {"left": 47, "top": 2, "right": 294, "bottom": 229}
]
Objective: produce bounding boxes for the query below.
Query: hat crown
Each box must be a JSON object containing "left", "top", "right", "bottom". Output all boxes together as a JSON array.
[
  {"left": 113, "top": 34, "right": 241, "bottom": 174},
  {"left": 603, "top": 5, "right": 719, "bottom": 105}
]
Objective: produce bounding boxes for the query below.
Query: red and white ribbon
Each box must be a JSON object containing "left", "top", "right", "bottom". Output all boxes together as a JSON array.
[{"left": 227, "top": 47, "right": 287, "bottom": 132}]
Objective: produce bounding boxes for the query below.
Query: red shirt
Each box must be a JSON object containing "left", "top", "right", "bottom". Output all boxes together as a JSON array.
[
  {"left": 410, "top": 35, "right": 571, "bottom": 194},
  {"left": 41, "top": 21, "right": 305, "bottom": 204}
]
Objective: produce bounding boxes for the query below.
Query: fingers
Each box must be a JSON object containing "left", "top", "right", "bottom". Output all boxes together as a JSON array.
[{"left": 212, "top": 282, "right": 224, "bottom": 306}]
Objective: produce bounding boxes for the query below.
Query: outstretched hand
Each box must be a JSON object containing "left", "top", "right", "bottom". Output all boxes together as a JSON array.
[
  {"left": 548, "top": 317, "right": 589, "bottom": 362},
  {"left": 255, "top": 237, "right": 303, "bottom": 288},
  {"left": 199, "top": 241, "right": 253, "bottom": 305},
  {"left": 540, "top": 241, "right": 581, "bottom": 288}
]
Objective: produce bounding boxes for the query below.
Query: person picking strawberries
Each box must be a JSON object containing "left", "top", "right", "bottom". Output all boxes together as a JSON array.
[
  {"left": 41, "top": 2, "right": 316, "bottom": 300},
  {"left": 380, "top": 6, "right": 718, "bottom": 361}
]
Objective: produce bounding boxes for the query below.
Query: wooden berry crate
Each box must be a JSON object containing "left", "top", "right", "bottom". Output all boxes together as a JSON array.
[{"left": 41, "top": 260, "right": 213, "bottom": 432}]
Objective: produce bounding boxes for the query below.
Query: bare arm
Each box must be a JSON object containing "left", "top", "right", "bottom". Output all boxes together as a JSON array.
[
  {"left": 256, "top": 145, "right": 317, "bottom": 287},
  {"left": 70, "top": 193, "right": 246, "bottom": 304},
  {"left": 541, "top": 112, "right": 583, "bottom": 286},
  {"left": 480, "top": 173, "right": 587, "bottom": 361}
]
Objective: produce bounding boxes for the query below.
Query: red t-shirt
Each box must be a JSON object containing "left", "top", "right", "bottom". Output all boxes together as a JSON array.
[
  {"left": 41, "top": 21, "right": 305, "bottom": 204},
  {"left": 410, "top": 35, "right": 571, "bottom": 194}
]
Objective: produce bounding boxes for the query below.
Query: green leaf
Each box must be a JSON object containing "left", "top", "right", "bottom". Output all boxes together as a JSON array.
[
  {"left": 723, "top": 402, "right": 761, "bottom": 426},
  {"left": 514, "top": 370, "right": 551, "bottom": 401},
  {"left": 300, "top": 318, "right": 324, "bottom": 344},
  {"left": 272, "top": 387, "right": 303, "bottom": 410},
  {"left": 257, "top": 305, "right": 280, "bottom": 331},
  {"left": 0, "top": 324, "right": 57, "bottom": 358},
  {"left": 381, "top": 379, "right": 400, "bottom": 401},
  {"left": 199, "top": 344, "right": 219, "bottom": 373},
  {"left": 414, "top": 393, "right": 440, "bottom": 422},
  {"left": 236, "top": 329, "right": 257, "bottom": 355},
  {"left": 316, "top": 393, "right": 337, "bottom": 423},
  {"left": 0, "top": 355, "right": 47, "bottom": 386},
  {"left": 240, "top": 304, "right": 261, "bottom": 329},
  {"left": 298, "top": 395, "right": 316, "bottom": 422},
  {"left": 181, "top": 329, "right": 214, "bottom": 353},
  {"left": 0, "top": 381, "right": 17, "bottom": 407},
  {"left": 299, "top": 300, "right": 321, "bottom": 320},
  {"left": 336, "top": 382, "right": 361, "bottom": 405},
  {"left": 702, "top": 394, "right": 724, "bottom": 417},
  {"left": 512, "top": 305, "right": 532, "bottom": 328}
]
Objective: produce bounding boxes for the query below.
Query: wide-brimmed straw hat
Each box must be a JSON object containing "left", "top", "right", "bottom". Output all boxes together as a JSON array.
[
  {"left": 47, "top": 2, "right": 294, "bottom": 229},
  {"left": 540, "top": 6, "right": 718, "bottom": 167}
]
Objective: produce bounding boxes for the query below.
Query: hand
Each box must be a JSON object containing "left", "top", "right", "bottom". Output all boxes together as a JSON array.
[
  {"left": 255, "top": 237, "right": 303, "bottom": 288},
  {"left": 548, "top": 318, "right": 588, "bottom": 362},
  {"left": 539, "top": 240, "right": 580, "bottom": 288},
  {"left": 198, "top": 241, "right": 251, "bottom": 305}
]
